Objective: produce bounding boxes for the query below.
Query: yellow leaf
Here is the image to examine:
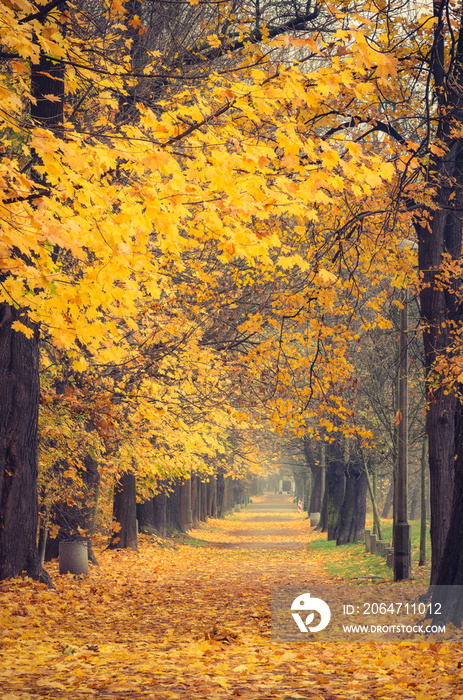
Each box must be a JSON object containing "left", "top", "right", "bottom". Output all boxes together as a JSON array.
[
  {"left": 43, "top": 93, "right": 62, "bottom": 103},
  {"left": 207, "top": 34, "right": 222, "bottom": 48},
  {"left": 11, "top": 320, "right": 34, "bottom": 339},
  {"left": 214, "top": 676, "right": 230, "bottom": 689},
  {"left": 317, "top": 269, "right": 337, "bottom": 285},
  {"left": 72, "top": 357, "right": 88, "bottom": 372},
  {"left": 430, "top": 144, "right": 446, "bottom": 156}
]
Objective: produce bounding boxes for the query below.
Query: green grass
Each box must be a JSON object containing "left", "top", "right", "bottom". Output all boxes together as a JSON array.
[
  {"left": 309, "top": 539, "right": 393, "bottom": 581},
  {"left": 308, "top": 519, "right": 431, "bottom": 584}
]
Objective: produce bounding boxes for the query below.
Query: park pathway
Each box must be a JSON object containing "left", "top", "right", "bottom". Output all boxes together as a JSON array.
[
  {"left": 0, "top": 493, "right": 461, "bottom": 699},
  {"left": 205, "top": 492, "right": 312, "bottom": 550}
]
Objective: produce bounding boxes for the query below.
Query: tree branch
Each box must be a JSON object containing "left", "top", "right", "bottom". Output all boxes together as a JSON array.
[
  {"left": 323, "top": 117, "right": 407, "bottom": 145},
  {"left": 189, "top": 5, "right": 320, "bottom": 65},
  {"left": 19, "top": 0, "right": 67, "bottom": 25}
]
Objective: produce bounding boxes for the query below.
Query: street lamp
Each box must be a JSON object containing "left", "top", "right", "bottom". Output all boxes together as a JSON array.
[
  {"left": 394, "top": 286, "right": 411, "bottom": 580},
  {"left": 394, "top": 239, "right": 416, "bottom": 581}
]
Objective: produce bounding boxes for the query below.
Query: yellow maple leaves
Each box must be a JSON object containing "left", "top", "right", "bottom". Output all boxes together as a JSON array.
[
  {"left": 1, "top": 13, "right": 398, "bottom": 360},
  {"left": 0, "top": 500, "right": 458, "bottom": 699},
  {"left": 0, "top": 0, "right": 424, "bottom": 485},
  {"left": 11, "top": 320, "right": 34, "bottom": 338}
]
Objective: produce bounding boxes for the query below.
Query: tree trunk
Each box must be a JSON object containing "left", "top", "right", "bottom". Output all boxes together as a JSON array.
[
  {"left": 304, "top": 436, "right": 323, "bottom": 513},
  {"left": 0, "top": 2, "right": 64, "bottom": 586},
  {"left": 418, "top": 165, "right": 461, "bottom": 582},
  {"left": 419, "top": 436, "right": 427, "bottom": 566},
  {"left": 109, "top": 471, "right": 138, "bottom": 550},
  {"left": 435, "top": 403, "right": 463, "bottom": 582},
  {"left": 191, "top": 474, "right": 200, "bottom": 527},
  {"left": 336, "top": 461, "right": 367, "bottom": 545},
  {"left": 431, "top": 405, "right": 463, "bottom": 624},
  {"left": 381, "top": 479, "right": 394, "bottom": 519},
  {"left": 0, "top": 305, "right": 52, "bottom": 584},
  {"left": 325, "top": 439, "right": 346, "bottom": 540},
  {"left": 207, "top": 475, "right": 217, "bottom": 517},
  {"left": 153, "top": 489, "right": 167, "bottom": 537},
  {"left": 424, "top": 387, "right": 455, "bottom": 583},
  {"left": 309, "top": 467, "right": 324, "bottom": 514},
  {"left": 137, "top": 497, "right": 155, "bottom": 532},
  {"left": 409, "top": 484, "right": 419, "bottom": 521},
  {"left": 200, "top": 479, "right": 208, "bottom": 522},
  {"left": 320, "top": 483, "right": 328, "bottom": 532},
  {"left": 416, "top": 9, "right": 463, "bottom": 584},
  {"left": 179, "top": 478, "right": 193, "bottom": 530},
  {"left": 364, "top": 456, "right": 383, "bottom": 541},
  {"left": 166, "top": 481, "right": 183, "bottom": 531},
  {"left": 217, "top": 472, "right": 226, "bottom": 517}
]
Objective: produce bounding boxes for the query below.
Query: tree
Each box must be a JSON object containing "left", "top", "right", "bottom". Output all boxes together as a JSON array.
[
  {"left": 0, "top": 0, "right": 66, "bottom": 585},
  {"left": 109, "top": 471, "right": 138, "bottom": 550},
  {"left": 335, "top": 445, "right": 367, "bottom": 545},
  {"left": 322, "top": 436, "right": 346, "bottom": 540},
  {"left": 414, "top": 1, "right": 463, "bottom": 586}
]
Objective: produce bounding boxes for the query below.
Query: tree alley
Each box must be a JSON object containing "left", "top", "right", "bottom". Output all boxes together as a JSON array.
[{"left": 2, "top": 0, "right": 463, "bottom": 593}]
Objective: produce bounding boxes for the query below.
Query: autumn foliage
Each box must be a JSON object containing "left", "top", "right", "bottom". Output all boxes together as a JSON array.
[{"left": 1, "top": 0, "right": 420, "bottom": 535}]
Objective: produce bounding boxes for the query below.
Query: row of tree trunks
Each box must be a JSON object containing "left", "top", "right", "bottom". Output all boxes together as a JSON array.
[
  {"left": 208, "top": 475, "right": 218, "bottom": 518},
  {"left": 217, "top": 472, "right": 237, "bottom": 517},
  {"left": 304, "top": 437, "right": 324, "bottom": 514},
  {"left": 109, "top": 471, "right": 138, "bottom": 550},
  {"left": 132, "top": 474, "right": 224, "bottom": 544},
  {"left": 136, "top": 488, "right": 167, "bottom": 536}
]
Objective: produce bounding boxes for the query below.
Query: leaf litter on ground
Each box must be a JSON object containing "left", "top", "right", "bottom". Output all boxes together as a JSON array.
[{"left": 1, "top": 494, "right": 463, "bottom": 699}]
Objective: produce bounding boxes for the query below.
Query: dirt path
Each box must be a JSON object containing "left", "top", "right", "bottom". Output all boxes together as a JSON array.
[
  {"left": 193, "top": 490, "right": 317, "bottom": 553},
  {"left": 204, "top": 493, "right": 311, "bottom": 550},
  {"left": 0, "top": 494, "right": 462, "bottom": 699}
]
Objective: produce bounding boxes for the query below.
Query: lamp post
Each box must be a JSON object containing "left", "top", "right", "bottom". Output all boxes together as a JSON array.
[{"left": 394, "top": 288, "right": 412, "bottom": 580}]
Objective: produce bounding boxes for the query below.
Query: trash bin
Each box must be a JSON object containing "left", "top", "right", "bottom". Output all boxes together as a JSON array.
[{"left": 59, "top": 540, "right": 88, "bottom": 575}]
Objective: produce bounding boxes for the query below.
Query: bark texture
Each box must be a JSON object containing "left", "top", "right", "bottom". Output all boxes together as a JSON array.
[
  {"left": 137, "top": 497, "right": 155, "bottom": 532},
  {"left": 0, "top": 305, "right": 52, "bottom": 584},
  {"left": 416, "top": 21, "right": 463, "bottom": 581},
  {"left": 324, "top": 440, "right": 346, "bottom": 540},
  {"left": 153, "top": 490, "right": 167, "bottom": 536},
  {"left": 336, "top": 460, "right": 367, "bottom": 545},
  {"left": 109, "top": 471, "right": 138, "bottom": 550},
  {"left": 415, "top": 0, "right": 463, "bottom": 585}
]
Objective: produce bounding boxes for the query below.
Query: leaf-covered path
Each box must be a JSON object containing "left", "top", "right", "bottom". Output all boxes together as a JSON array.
[{"left": 1, "top": 494, "right": 462, "bottom": 699}]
